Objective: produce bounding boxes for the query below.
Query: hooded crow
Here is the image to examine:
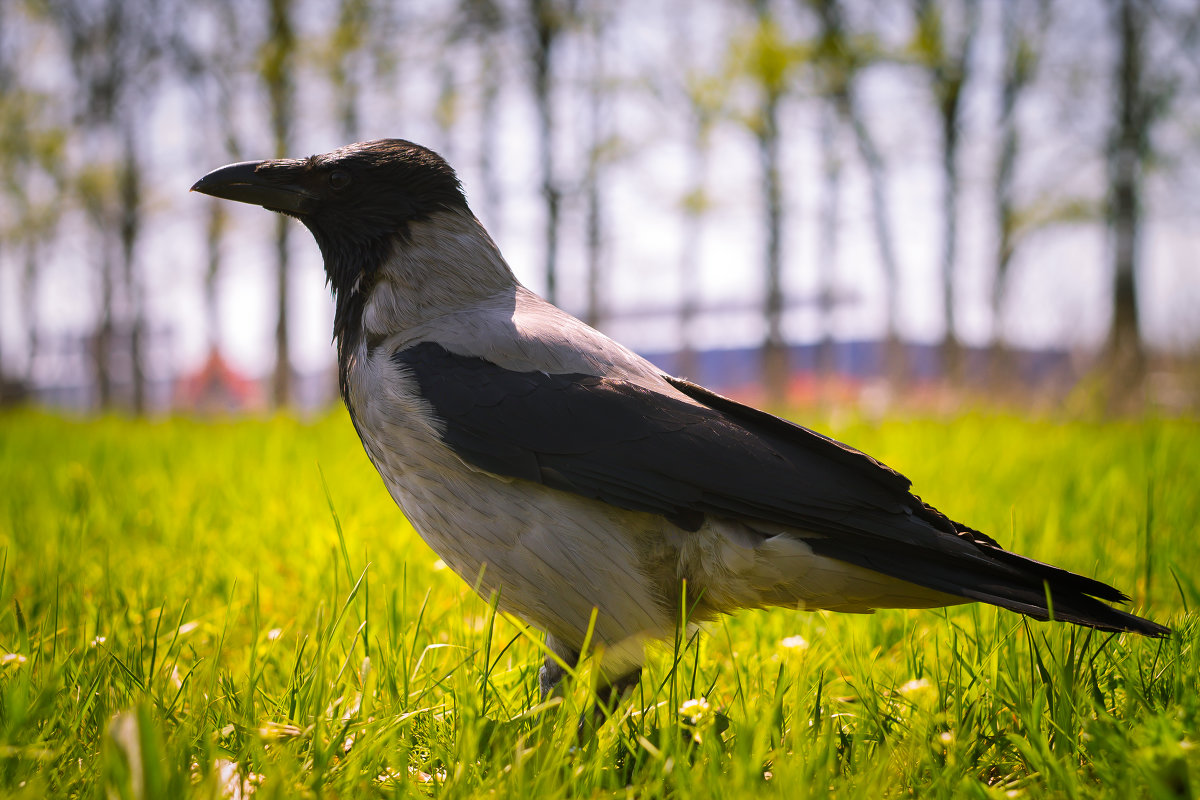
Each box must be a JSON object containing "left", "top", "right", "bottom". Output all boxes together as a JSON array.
[{"left": 193, "top": 139, "right": 1168, "bottom": 706}]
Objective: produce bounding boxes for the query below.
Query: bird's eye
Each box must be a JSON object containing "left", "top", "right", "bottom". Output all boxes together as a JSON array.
[{"left": 329, "top": 170, "right": 352, "bottom": 190}]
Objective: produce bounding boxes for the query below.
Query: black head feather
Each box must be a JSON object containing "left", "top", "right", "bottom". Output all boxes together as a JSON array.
[
  {"left": 194, "top": 139, "right": 474, "bottom": 401},
  {"left": 250, "top": 140, "right": 469, "bottom": 379},
  {"left": 258, "top": 139, "right": 468, "bottom": 293}
]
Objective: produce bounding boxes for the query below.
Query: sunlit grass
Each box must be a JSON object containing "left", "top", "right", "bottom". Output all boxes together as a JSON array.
[{"left": 0, "top": 409, "right": 1196, "bottom": 798}]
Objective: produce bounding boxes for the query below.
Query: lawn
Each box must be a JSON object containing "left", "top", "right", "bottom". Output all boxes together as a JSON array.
[{"left": 0, "top": 409, "right": 1197, "bottom": 798}]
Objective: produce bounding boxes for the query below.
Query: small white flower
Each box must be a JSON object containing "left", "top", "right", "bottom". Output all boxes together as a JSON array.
[
  {"left": 940, "top": 731, "right": 954, "bottom": 744},
  {"left": 1, "top": 653, "right": 27, "bottom": 667},
  {"left": 213, "top": 759, "right": 263, "bottom": 799},
  {"left": 780, "top": 635, "right": 809, "bottom": 651},
  {"left": 432, "top": 559, "right": 448, "bottom": 571},
  {"left": 405, "top": 766, "right": 444, "bottom": 784},
  {"left": 899, "top": 678, "right": 931, "bottom": 696},
  {"left": 91, "top": 636, "right": 107, "bottom": 647},
  {"left": 266, "top": 628, "right": 283, "bottom": 642},
  {"left": 679, "top": 697, "right": 712, "bottom": 726},
  {"left": 376, "top": 767, "right": 405, "bottom": 784}
]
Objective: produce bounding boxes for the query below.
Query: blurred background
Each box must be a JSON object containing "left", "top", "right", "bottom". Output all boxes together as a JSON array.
[{"left": 0, "top": 0, "right": 1198, "bottom": 416}]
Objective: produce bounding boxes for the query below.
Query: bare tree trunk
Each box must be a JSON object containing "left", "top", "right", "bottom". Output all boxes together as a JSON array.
[
  {"left": 193, "top": 0, "right": 246, "bottom": 387},
  {"left": 845, "top": 106, "right": 905, "bottom": 387},
  {"left": 938, "top": 107, "right": 962, "bottom": 384},
  {"left": 993, "top": 3, "right": 1021, "bottom": 345},
  {"left": 991, "top": 0, "right": 1048, "bottom": 388},
  {"left": 272, "top": 215, "right": 291, "bottom": 408},
  {"left": 810, "top": 0, "right": 904, "bottom": 388},
  {"left": 95, "top": 234, "right": 115, "bottom": 410},
  {"left": 816, "top": 102, "right": 841, "bottom": 385},
  {"left": 118, "top": 127, "right": 146, "bottom": 414},
  {"left": 0, "top": 244, "right": 6, "bottom": 384},
  {"left": 677, "top": 109, "right": 710, "bottom": 382},
  {"left": 1106, "top": 0, "right": 1147, "bottom": 398},
  {"left": 333, "top": 0, "right": 365, "bottom": 140},
  {"left": 673, "top": 7, "right": 719, "bottom": 384},
  {"left": 921, "top": 0, "right": 979, "bottom": 385},
  {"left": 0, "top": 242, "right": 5, "bottom": 382},
  {"left": 759, "top": 87, "right": 787, "bottom": 407},
  {"left": 529, "top": 0, "right": 562, "bottom": 304},
  {"left": 434, "top": 62, "right": 458, "bottom": 158},
  {"left": 205, "top": 200, "right": 227, "bottom": 352},
  {"left": 582, "top": 6, "right": 606, "bottom": 330},
  {"left": 478, "top": 43, "right": 502, "bottom": 235},
  {"left": 938, "top": 106, "right": 961, "bottom": 381},
  {"left": 22, "top": 240, "right": 40, "bottom": 385},
  {"left": 265, "top": 0, "right": 296, "bottom": 408}
]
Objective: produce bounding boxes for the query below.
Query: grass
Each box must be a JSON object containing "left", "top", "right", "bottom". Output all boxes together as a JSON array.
[{"left": 0, "top": 408, "right": 1197, "bottom": 798}]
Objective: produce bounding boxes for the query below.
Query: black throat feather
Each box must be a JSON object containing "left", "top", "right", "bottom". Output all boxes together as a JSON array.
[
  {"left": 306, "top": 223, "right": 397, "bottom": 406},
  {"left": 288, "top": 140, "right": 470, "bottom": 404}
]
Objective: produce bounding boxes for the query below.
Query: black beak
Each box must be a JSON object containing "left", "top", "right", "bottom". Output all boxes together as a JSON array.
[{"left": 191, "top": 160, "right": 319, "bottom": 215}]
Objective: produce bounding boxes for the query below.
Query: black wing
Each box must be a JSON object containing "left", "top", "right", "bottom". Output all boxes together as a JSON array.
[{"left": 393, "top": 342, "right": 1168, "bottom": 637}]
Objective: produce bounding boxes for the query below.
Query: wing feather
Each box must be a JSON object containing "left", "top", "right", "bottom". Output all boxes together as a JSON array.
[{"left": 391, "top": 341, "right": 1168, "bottom": 637}]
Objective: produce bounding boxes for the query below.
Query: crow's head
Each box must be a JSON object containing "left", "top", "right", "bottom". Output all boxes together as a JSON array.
[
  {"left": 193, "top": 138, "right": 468, "bottom": 281},
  {"left": 194, "top": 140, "right": 507, "bottom": 371}
]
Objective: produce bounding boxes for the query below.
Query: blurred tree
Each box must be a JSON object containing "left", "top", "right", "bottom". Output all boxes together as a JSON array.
[
  {"left": 581, "top": 0, "right": 614, "bottom": 330},
  {"left": 327, "top": 0, "right": 371, "bottom": 140},
  {"left": 1103, "top": 0, "right": 1176, "bottom": 398},
  {"left": 448, "top": 0, "right": 506, "bottom": 233},
  {"left": 74, "top": 164, "right": 118, "bottom": 407},
  {"left": 0, "top": 13, "right": 67, "bottom": 390},
  {"left": 474, "top": 0, "right": 506, "bottom": 236},
  {"left": 807, "top": 0, "right": 904, "bottom": 384},
  {"left": 674, "top": 16, "right": 729, "bottom": 381},
  {"left": 434, "top": 61, "right": 460, "bottom": 158},
  {"left": 910, "top": 0, "right": 979, "bottom": 381},
  {"left": 814, "top": 101, "right": 842, "bottom": 381},
  {"left": 177, "top": 0, "right": 248, "bottom": 356},
  {"left": 260, "top": 0, "right": 299, "bottom": 408},
  {"left": 1102, "top": 0, "right": 1196, "bottom": 407},
  {"left": 3, "top": 0, "right": 1199, "bottom": 415},
  {"left": 526, "top": 0, "right": 573, "bottom": 305},
  {"left": 1106, "top": 0, "right": 1145, "bottom": 388},
  {"left": 731, "top": 1, "right": 803, "bottom": 406},
  {"left": 116, "top": 126, "right": 144, "bottom": 410},
  {"left": 992, "top": 0, "right": 1049, "bottom": 368},
  {"left": 0, "top": 8, "right": 14, "bottom": 385},
  {"left": 45, "top": 0, "right": 175, "bottom": 412}
]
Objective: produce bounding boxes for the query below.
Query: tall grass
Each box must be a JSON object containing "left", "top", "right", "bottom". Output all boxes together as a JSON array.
[{"left": 0, "top": 409, "right": 1196, "bottom": 798}]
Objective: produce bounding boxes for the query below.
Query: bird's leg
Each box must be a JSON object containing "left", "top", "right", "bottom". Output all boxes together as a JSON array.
[{"left": 538, "top": 635, "right": 579, "bottom": 701}]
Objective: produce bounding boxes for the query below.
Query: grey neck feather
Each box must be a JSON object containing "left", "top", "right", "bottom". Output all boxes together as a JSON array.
[{"left": 360, "top": 208, "right": 518, "bottom": 342}]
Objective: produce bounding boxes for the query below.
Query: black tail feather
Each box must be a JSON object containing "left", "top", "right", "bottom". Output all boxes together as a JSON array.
[{"left": 807, "top": 519, "right": 1171, "bottom": 638}]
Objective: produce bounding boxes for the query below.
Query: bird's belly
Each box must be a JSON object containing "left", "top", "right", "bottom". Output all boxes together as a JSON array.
[{"left": 359, "top": 426, "right": 672, "bottom": 653}]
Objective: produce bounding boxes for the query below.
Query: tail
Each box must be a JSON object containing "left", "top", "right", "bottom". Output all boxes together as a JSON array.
[
  {"left": 809, "top": 517, "right": 1172, "bottom": 638},
  {"left": 951, "top": 534, "right": 1170, "bottom": 637}
]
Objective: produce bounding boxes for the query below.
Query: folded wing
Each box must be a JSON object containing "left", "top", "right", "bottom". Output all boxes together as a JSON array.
[{"left": 393, "top": 341, "right": 1169, "bottom": 637}]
